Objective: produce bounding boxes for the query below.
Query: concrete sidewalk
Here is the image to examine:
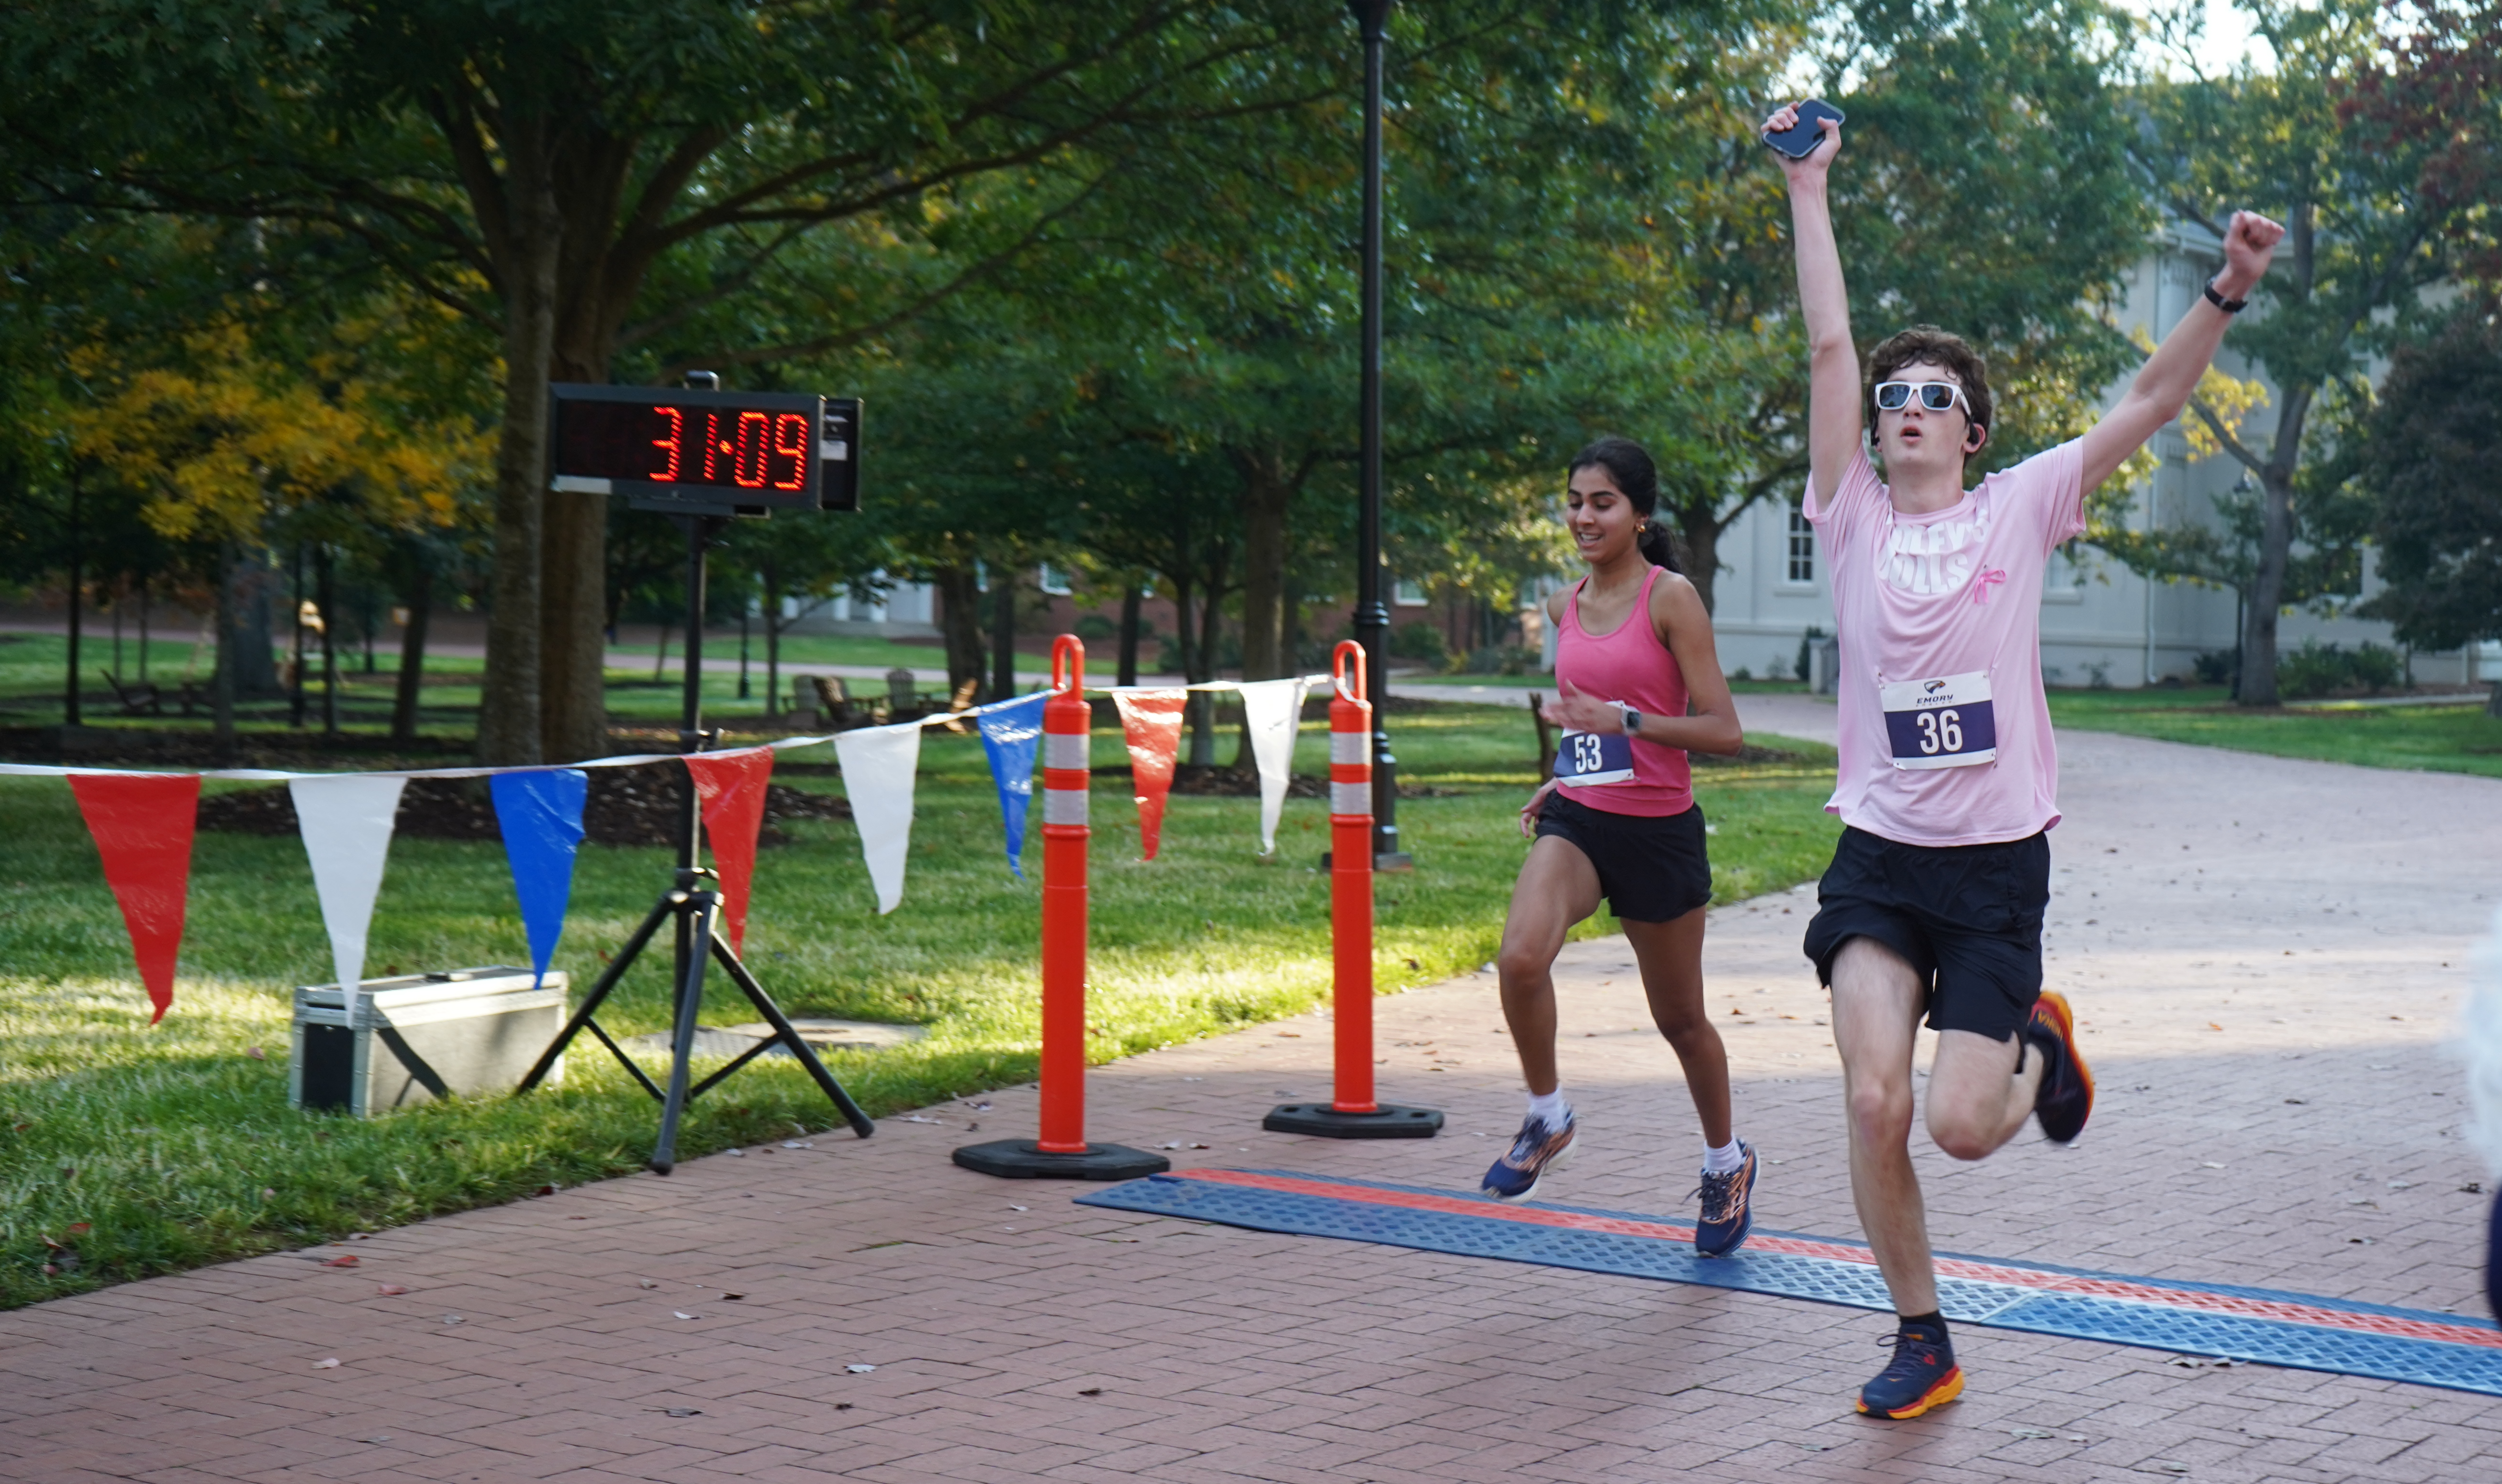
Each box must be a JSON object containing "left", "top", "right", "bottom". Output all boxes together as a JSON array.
[{"left": 2, "top": 725, "right": 2499, "bottom": 1482}]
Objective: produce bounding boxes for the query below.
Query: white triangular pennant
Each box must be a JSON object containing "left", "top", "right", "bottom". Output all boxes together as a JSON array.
[
  {"left": 288, "top": 774, "right": 407, "bottom": 1023},
  {"left": 1240, "top": 677, "right": 1309, "bottom": 856},
  {"left": 834, "top": 719, "right": 924, "bottom": 914}
]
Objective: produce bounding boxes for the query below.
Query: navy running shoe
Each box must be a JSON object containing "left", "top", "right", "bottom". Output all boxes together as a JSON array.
[
  {"left": 1857, "top": 1322, "right": 1963, "bottom": 1419},
  {"left": 1482, "top": 1110, "right": 1576, "bottom": 1202},
  {"left": 2026, "top": 989, "right": 2095, "bottom": 1145},
  {"left": 1691, "top": 1143, "right": 1757, "bottom": 1257}
]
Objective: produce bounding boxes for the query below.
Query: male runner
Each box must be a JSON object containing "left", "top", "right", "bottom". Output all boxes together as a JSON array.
[{"left": 1764, "top": 100, "right": 2283, "bottom": 1418}]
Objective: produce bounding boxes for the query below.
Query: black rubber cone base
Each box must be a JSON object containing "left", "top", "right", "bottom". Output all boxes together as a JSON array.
[
  {"left": 952, "top": 1139, "right": 1170, "bottom": 1180},
  {"left": 1263, "top": 1103, "right": 1443, "bottom": 1139}
]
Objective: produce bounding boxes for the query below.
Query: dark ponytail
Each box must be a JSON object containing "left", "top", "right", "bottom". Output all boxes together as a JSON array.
[{"left": 1567, "top": 435, "right": 1682, "bottom": 572}]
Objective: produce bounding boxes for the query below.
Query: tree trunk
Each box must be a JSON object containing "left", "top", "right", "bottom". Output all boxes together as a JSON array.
[
  {"left": 933, "top": 560, "right": 986, "bottom": 695},
  {"left": 990, "top": 565, "right": 1018, "bottom": 701},
  {"left": 1198, "top": 581, "right": 1229, "bottom": 771},
  {"left": 1677, "top": 511, "right": 1722, "bottom": 615},
  {"left": 1235, "top": 450, "right": 1291, "bottom": 683},
  {"left": 761, "top": 566, "right": 783, "bottom": 720},
  {"left": 538, "top": 339, "right": 612, "bottom": 761},
  {"left": 288, "top": 544, "right": 308, "bottom": 729},
  {"left": 390, "top": 558, "right": 433, "bottom": 747},
  {"left": 1117, "top": 580, "right": 1142, "bottom": 687},
  {"left": 212, "top": 541, "right": 241, "bottom": 758},
  {"left": 474, "top": 201, "right": 558, "bottom": 764},
  {"left": 317, "top": 544, "right": 340, "bottom": 739},
  {"left": 2237, "top": 384, "right": 2316, "bottom": 709},
  {"left": 62, "top": 475, "right": 82, "bottom": 726},
  {"left": 137, "top": 579, "right": 150, "bottom": 685}
]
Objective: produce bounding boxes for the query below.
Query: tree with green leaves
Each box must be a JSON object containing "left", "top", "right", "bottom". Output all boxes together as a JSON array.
[
  {"left": 2124, "top": 0, "right": 2476, "bottom": 705},
  {"left": 2354, "top": 301, "right": 2502, "bottom": 711},
  {"left": 2, "top": 0, "right": 1352, "bottom": 762}
]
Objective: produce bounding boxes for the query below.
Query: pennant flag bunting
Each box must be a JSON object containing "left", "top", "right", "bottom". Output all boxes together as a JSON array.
[
  {"left": 834, "top": 719, "right": 923, "bottom": 914},
  {"left": 289, "top": 774, "right": 408, "bottom": 1024},
  {"left": 973, "top": 691, "right": 1050, "bottom": 879},
  {"left": 1111, "top": 688, "right": 1188, "bottom": 861},
  {"left": 684, "top": 748, "right": 775, "bottom": 952},
  {"left": 1239, "top": 677, "right": 1310, "bottom": 856},
  {"left": 67, "top": 772, "right": 202, "bottom": 1024},
  {"left": 489, "top": 769, "right": 588, "bottom": 985}
]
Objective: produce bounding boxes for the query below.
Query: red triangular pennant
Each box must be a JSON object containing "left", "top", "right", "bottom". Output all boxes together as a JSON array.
[
  {"left": 1112, "top": 689, "right": 1188, "bottom": 861},
  {"left": 67, "top": 772, "right": 201, "bottom": 1024},
  {"left": 685, "top": 748, "right": 775, "bottom": 952}
]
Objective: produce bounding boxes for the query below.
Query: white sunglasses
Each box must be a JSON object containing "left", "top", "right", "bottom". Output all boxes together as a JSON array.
[{"left": 1873, "top": 380, "right": 1972, "bottom": 416}]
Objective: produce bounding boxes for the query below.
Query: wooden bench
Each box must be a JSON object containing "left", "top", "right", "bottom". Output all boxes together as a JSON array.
[{"left": 99, "top": 670, "right": 162, "bottom": 716}]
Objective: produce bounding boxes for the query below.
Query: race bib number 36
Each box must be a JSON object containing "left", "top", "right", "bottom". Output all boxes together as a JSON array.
[
  {"left": 1554, "top": 729, "right": 1634, "bottom": 787},
  {"left": 1879, "top": 670, "right": 1998, "bottom": 771}
]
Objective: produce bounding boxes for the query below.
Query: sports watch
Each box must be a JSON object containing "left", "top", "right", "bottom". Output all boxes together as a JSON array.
[{"left": 1614, "top": 702, "right": 1644, "bottom": 736}]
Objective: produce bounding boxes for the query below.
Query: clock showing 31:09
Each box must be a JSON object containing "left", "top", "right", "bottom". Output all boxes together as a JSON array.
[{"left": 546, "top": 383, "right": 858, "bottom": 514}]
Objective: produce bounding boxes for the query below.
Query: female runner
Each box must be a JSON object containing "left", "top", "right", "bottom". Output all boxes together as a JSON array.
[{"left": 1486, "top": 435, "right": 1757, "bottom": 1256}]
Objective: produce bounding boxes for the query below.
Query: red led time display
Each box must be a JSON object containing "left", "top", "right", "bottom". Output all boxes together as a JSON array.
[{"left": 549, "top": 384, "right": 840, "bottom": 513}]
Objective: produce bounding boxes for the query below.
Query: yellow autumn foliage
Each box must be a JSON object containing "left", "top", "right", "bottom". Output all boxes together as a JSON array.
[{"left": 67, "top": 323, "right": 487, "bottom": 545}]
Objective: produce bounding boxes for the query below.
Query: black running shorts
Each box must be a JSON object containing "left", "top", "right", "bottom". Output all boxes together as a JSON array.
[
  {"left": 1533, "top": 791, "right": 1713, "bottom": 924},
  {"left": 1801, "top": 825, "right": 2051, "bottom": 1042}
]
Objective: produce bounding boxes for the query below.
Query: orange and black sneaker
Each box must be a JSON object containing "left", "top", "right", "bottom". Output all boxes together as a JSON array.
[
  {"left": 1692, "top": 1142, "right": 1757, "bottom": 1257},
  {"left": 2026, "top": 989, "right": 2095, "bottom": 1144},
  {"left": 1857, "top": 1321, "right": 1963, "bottom": 1419},
  {"left": 1482, "top": 1111, "right": 1576, "bottom": 1202}
]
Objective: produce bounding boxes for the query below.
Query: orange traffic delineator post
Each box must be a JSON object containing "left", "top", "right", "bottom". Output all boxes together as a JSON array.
[
  {"left": 956, "top": 636, "right": 1170, "bottom": 1181},
  {"left": 1263, "top": 642, "right": 1442, "bottom": 1140}
]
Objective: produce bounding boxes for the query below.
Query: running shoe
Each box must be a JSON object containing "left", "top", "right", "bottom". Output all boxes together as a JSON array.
[
  {"left": 1691, "top": 1143, "right": 1757, "bottom": 1257},
  {"left": 1856, "top": 1322, "right": 1963, "bottom": 1419},
  {"left": 2026, "top": 989, "right": 2095, "bottom": 1145},
  {"left": 1482, "top": 1110, "right": 1576, "bottom": 1202}
]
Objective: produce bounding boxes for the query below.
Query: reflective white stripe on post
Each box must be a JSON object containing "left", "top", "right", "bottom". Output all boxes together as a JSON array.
[
  {"left": 1043, "top": 788, "right": 1089, "bottom": 826},
  {"left": 1330, "top": 732, "right": 1367, "bottom": 766},
  {"left": 1045, "top": 732, "right": 1089, "bottom": 771},
  {"left": 1330, "top": 782, "right": 1371, "bottom": 817}
]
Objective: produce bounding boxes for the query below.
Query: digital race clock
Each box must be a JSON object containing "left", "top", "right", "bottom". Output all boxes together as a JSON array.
[{"left": 546, "top": 383, "right": 860, "bottom": 515}]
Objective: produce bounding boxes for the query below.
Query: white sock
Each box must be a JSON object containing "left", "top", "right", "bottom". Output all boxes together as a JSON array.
[
  {"left": 1703, "top": 1138, "right": 1745, "bottom": 1175},
  {"left": 1526, "top": 1088, "right": 1571, "bottom": 1126}
]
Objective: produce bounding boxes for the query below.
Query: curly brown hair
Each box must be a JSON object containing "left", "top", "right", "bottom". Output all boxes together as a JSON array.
[{"left": 1864, "top": 326, "right": 1993, "bottom": 440}]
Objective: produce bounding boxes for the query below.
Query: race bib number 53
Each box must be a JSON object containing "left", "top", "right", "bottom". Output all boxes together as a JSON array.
[
  {"left": 1879, "top": 670, "right": 1998, "bottom": 770},
  {"left": 1554, "top": 729, "right": 1634, "bottom": 787}
]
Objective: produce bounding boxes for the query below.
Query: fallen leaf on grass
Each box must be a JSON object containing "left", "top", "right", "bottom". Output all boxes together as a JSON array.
[
  {"left": 246, "top": 1047, "right": 266, "bottom": 1060},
  {"left": 376, "top": 1284, "right": 409, "bottom": 1297},
  {"left": 66, "top": 1222, "right": 88, "bottom": 1235}
]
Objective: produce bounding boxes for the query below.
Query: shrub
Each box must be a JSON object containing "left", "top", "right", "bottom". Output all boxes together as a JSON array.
[
  {"left": 1794, "top": 626, "right": 1825, "bottom": 683},
  {"left": 1074, "top": 614, "right": 1118, "bottom": 641},
  {"left": 2192, "top": 649, "right": 2238, "bottom": 687},
  {"left": 2277, "top": 639, "right": 2405, "bottom": 699},
  {"left": 1391, "top": 621, "right": 1448, "bottom": 664},
  {"left": 1454, "top": 644, "right": 1537, "bottom": 676}
]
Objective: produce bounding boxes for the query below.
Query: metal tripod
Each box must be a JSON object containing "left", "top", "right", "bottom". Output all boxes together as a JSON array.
[{"left": 515, "top": 511, "right": 873, "bottom": 1172}]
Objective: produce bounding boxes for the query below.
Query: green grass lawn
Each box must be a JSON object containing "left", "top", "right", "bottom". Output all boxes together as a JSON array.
[
  {"left": 2047, "top": 686, "right": 2502, "bottom": 779},
  {"left": 0, "top": 700, "right": 1839, "bottom": 1308}
]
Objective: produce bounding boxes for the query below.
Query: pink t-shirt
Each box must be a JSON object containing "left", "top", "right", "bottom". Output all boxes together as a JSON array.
[{"left": 1802, "top": 439, "right": 2087, "bottom": 847}]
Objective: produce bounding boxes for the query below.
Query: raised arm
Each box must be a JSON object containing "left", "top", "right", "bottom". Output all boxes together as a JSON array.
[
  {"left": 2078, "top": 210, "right": 2284, "bottom": 493},
  {"left": 1766, "top": 104, "right": 1860, "bottom": 503}
]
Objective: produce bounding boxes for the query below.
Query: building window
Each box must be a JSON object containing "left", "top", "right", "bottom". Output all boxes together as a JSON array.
[
  {"left": 1785, "top": 501, "right": 1815, "bottom": 584},
  {"left": 1393, "top": 578, "right": 1427, "bottom": 607}
]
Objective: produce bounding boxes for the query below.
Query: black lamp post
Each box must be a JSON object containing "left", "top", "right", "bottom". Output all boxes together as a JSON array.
[{"left": 1350, "top": 0, "right": 1410, "bottom": 870}]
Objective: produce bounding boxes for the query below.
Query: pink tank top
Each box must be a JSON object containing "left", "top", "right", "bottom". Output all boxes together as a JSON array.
[{"left": 1553, "top": 565, "right": 1694, "bottom": 817}]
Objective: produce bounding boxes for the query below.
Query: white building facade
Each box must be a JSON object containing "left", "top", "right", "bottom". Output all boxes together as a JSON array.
[{"left": 1706, "top": 228, "right": 2493, "bottom": 689}]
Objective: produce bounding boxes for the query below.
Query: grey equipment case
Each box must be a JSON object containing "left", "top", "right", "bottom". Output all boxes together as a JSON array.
[{"left": 290, "top": 966, "right": 569, "bottom": 1116}]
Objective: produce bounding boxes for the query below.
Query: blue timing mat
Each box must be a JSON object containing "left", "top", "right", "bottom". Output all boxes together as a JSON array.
[{"left": 1075, "top": 1169, "right": 2502, "bottom": 1398}]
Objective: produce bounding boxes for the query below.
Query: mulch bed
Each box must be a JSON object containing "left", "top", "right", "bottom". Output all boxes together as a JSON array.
[{"left": 195, "top": 767, "right": 849, "bottom": 848}]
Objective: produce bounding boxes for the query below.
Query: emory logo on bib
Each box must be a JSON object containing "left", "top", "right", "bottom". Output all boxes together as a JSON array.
[
  {"left": 1554, "top": 729, "right": 1634, "bottom": 787},
  {"left": 1878, "top": 671, "right": 1998, "bottom": 770}
]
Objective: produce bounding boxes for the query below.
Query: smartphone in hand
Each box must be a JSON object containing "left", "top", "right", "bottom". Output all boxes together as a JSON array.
[{"left": 1762, "top": 99, "right": 1845, "bottom": 158}]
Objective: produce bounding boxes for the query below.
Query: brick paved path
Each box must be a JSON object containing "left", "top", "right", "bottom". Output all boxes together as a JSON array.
[{"left": 4, "top": 707, "right": 2500, "bottom": 1483}]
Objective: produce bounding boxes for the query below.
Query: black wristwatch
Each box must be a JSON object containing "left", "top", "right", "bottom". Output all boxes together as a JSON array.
[
  {"left": 2203, "top": 279, "right": 2247, "bottom": 314},
  {"left": 1623, "top": 707, "right": 1644, "bottom": 736}
]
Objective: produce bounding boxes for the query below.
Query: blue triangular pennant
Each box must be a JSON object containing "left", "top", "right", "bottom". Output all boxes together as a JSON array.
[
  {"left": 974, "top": 691, "right": 1051, "bottom": 879},
  {"left": 489, "top": 769, "right": 588, "bottom": 984}
]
